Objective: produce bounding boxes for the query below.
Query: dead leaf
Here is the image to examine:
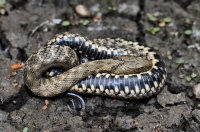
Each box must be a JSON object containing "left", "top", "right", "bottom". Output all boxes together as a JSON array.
[
  {"left": 158, "top": 21, "right": 165, "bottom": 27},
  {"left": 42, "top": 105, "right": 48, "bottom": 110},
  {"left": 7, "top": 75, "right": 11, "bottom": 79},
  {"left": 17, "top": 84, "right": 22, "bottom": 88},
  {"left": 55, "top": 122, "right": 62, "bottom": 126},
  {"left": 156, "top": 127, "right": 161, "bottom": 132},
  {"left": 11, "top": 61, "right": 22, "bottom": 70},
  {"left": 75, "top": 5, "right": 90, "bottom": 17},
  {"left": 45, "top": 100, "right": 49, "bottom": 106},
  {"left": 6, "top": 72, "right": 17, "bottom": 79},
  {"left": 134, "top": 120, "right": 139, "bottom": 125},
  {"left": 12, "top": 72, "right": 17, "bottom": 76},
  {"left": 42, "top": 100, "right": 49, "bottom": 110},
  {"left": 13, "top": 83, "right": 19, "bottom": 87}
]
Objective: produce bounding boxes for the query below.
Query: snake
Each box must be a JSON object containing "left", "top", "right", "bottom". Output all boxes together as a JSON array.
[{"left": 24, "top": 32, "right": 167, "bottom": 99}]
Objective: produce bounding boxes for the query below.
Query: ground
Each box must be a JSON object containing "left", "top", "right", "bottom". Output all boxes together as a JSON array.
[{"left": 0, "top": 0, "right": 200, "bottom": 132}]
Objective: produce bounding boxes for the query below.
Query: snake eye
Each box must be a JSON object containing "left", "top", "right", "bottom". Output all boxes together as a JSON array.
[
  {"left": 42, "top": 67, "right": 64, "bottom": 78},
  {"left": 138, "top": 68, "right": 146, "bottom": 72}
]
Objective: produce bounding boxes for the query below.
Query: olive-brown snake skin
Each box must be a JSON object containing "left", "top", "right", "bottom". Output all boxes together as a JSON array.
[{"left": 24, "top": 32, "right": 167, "bottom": 99}]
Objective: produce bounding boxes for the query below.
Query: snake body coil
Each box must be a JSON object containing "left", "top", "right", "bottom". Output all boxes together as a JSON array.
[{"left": 24, "top": 32, "right": 167, "bottom": 99}]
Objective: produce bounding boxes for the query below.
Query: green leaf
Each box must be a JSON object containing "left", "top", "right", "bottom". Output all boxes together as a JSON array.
[
  {"left": 0, "top": 8, "right": 5, "bottom": 15},
  {"left": 147, "top": 14, "right": 157, "bottom": 21},
  {"left": 197, "top": 104, "right": 200, "bottom": 108},
  {"left": 0, "top": 0, "right": 5, "bottom": 5},
  {"left": 108, "top": 6, "right": 117, "bottom": 11},
  {"left": 95, "top": 7, "right": 100, "bottom": 12},
  {"left": 184, "top": 30, "right": 192, "bottom": 35},
  {"left": 83, "top": 20, "right": 89, "bottom": 25},
  {"left": 167, "top": 55, "right": 172, "bottom": 60},
  {"left": 176, "top": 59, "right": 182, "bottom": 64},
  {"left": 152, "top": 27, "right": 160, "bottom": 34},
  {"left": 79, "top": 19, "right": 90, "bottom": 25},
  {"left": 61, "top": 21, "right": 70, "bottom": 26},
  {"left": 184, "top": 60, "right": 189, "bottom": 64},
  {"left": 191, "top": 73, "right": 197, "bottom": 78},
  {"left": 112, "top": 7, "right": 117, "bottom": 11},
  {"left": 153, "top": 12, "right": 160, "bottom": 17},
  {"left": 185, "top": 18, "right": 191, "bottom": 24},
  {"left": 162, "top": 17, "right": 172, "bottom": 23},
  {"left": 79, "top": 20, "right": 84, "bottom": 23},
  {"left": 147, "top": 27, "right": 160, "bottom": 35},
  {"left": 153, "top": 27, "right": 160, "bottom": 32},
  {"left": 23, "top": 127, "right": 28, "bottom": 132},
  {"left": 108, "top": 6, "right": 112, "bottom": 10},
  {"left": 185, "top": 76, "right": 191, "bottom": 82}
]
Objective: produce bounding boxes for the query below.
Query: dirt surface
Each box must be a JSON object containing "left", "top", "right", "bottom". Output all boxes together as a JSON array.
[{"left": 0, "top": 0, "right": 200, "bottom": 131}]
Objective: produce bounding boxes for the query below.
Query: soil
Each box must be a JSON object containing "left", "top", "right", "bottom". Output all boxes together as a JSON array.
[{"left": 0, "top": 0, "right": 200, "bottom": 132}]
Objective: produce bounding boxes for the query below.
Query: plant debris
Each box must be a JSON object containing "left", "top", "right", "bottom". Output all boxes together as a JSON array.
[
  {"left": 11, "top": 61, "right": 22, "bottom": 70},
  {"left": 42, "top": 100, "right": 49, "bottom": 110}
]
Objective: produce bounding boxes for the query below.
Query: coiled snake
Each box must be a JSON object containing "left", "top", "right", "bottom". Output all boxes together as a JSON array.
[{"left": 24, "top": 32, "right": 167, "bottom": 99}]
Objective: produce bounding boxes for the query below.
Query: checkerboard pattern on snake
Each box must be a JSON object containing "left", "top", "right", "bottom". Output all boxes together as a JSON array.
[{"left": 24, "top": 32, "right": 167, "bottom": 99}]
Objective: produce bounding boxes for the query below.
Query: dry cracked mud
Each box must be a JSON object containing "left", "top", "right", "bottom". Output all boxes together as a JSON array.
[{"left": 0, "top": 0, "right": 200, "bottom": 131}]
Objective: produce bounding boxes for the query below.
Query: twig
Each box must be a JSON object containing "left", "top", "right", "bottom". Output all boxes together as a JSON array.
[{"left": 29, "top": 20, "right": 50, "bottom": 38}]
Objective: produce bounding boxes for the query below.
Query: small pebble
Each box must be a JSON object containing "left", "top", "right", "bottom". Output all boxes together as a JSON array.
[
  {"left": 75, "top": 5, "right": 90, "bottom": 17},
  {"left": 193, "top": 83, "right": 200, "bottom": 99}
]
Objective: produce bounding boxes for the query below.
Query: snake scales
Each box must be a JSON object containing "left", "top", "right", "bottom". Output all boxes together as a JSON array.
[{"left": 24, "top": 32, "right": 167, "bottom": 99}]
